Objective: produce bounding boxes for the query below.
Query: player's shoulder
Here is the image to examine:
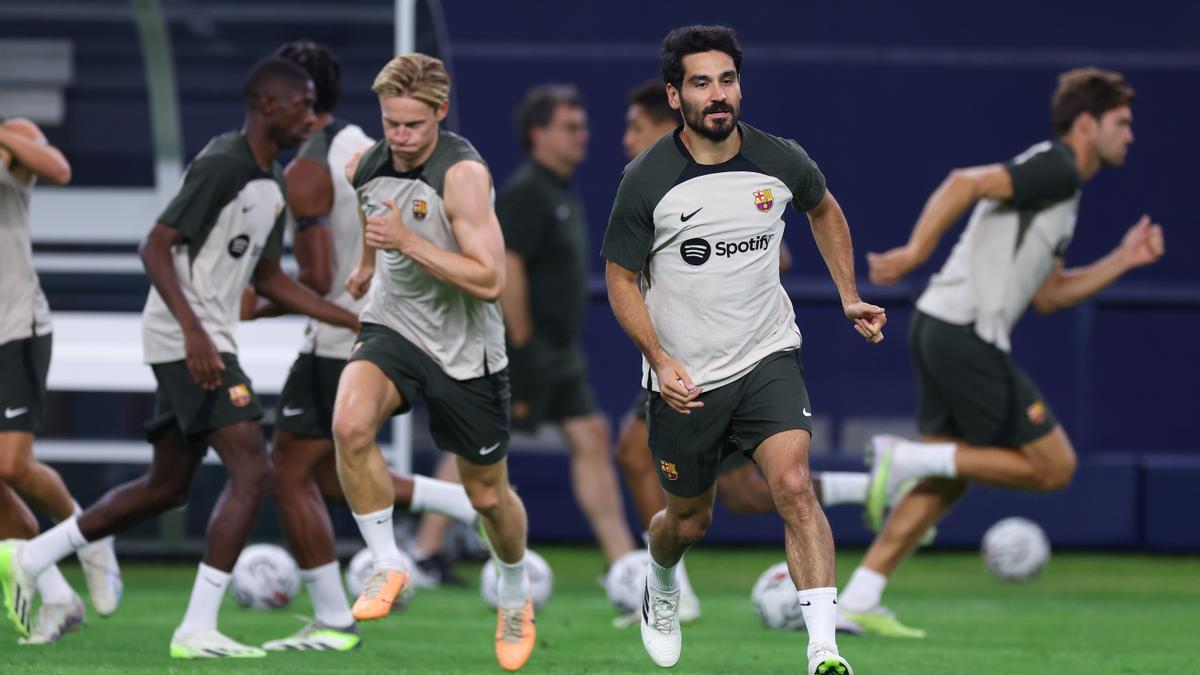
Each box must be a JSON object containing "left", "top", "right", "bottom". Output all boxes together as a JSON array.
[
  {"left": 740, "top": 122, "right": 812, "bottom": 165},
  {"left": 1010, "top": 139, "right": 1076, "bottom": 171},
  {"left": 184, "top": 131, "right": 266, "bottom": 190},
  {"left": 623, "top": 129, "right": 683, "bottom": 180},
  {"left": 426, "top": 129, "right": 489, "bottom": 196},
  {"left": 349, "top": 137, "right": 391, "bottom": 188}
]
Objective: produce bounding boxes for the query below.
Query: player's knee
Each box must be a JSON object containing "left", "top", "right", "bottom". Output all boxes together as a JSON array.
[
  {"left": 149, "top": 480, "right": 191, "bottom": 510},
  {"left": 675, "top": 509, "right": 712, "bottom": 545},
  {"left": 773, "top": 468, "right": 819, "bottom": 518},
  {"left": 464, "top": 481, "right": 502, "bottom": 517},
  {"left": 331, "top": 412, "right": 375, "bottom": 457},
  {"left": 0, "top": 452, "right": 30, "bottom": 482}
]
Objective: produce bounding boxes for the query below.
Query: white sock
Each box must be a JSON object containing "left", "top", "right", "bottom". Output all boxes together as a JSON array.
[
  {"left": 19, "top": 516, "right": 89, "bottom": 578},
  {"left": 35, "top": 565, "right": 76, "bottom": 605},
  {"left": 494, "top": 556, "right": 529, "bottom": 609},
  {"left": 895, "top": 440, "right": 957, "bottom": 481},
  {"left": 648, "top": 558, "right": 677, "bottom": 592},
  {"left": 410, "top": 475, "right": 477, "bottom": 525},
  {"left": 818, "top": 472, "right": 870, "bottom": 506},
  {"left": 352, "top": 507, "right": 405, "bottom": 571},
  {"left": 176, "top": 563, "right": 230, "bottom": 636},
  {"left": 840, "top": 566, "right": 887, "bottom": 612},
  {"left": 798, "top": 587, "right": 839, "bottom": 650},
  {"left": 301, "top": 562, "right": 354, "bottom": 628},
  {"left": 675, "top": 558, "right": 695, "bottom": 597}
]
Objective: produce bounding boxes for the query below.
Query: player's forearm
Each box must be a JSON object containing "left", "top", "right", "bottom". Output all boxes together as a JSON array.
[
  {"left": 606, "top": 263, "right": 667, "bottom": 369},
  {"left": 498, "top": 256, "right": 534, "bottom": 346},
  {"left": 402, "top": 234, "right": 503, "bottom": 301},
  {"left": 255, "top": 265, "right": 359, "bottom": 329},
  {"left": 906, "top": 171, "right": 979, "bottom": 262},
  {"left": 0, "top": 128, "right": 70, "bottom": 185},
  {"left": 1040, "top": 251, "right": 1129, "bottom": 313},
  {"left": 808, "top": 198, "right": 862, "bottom": 308}
]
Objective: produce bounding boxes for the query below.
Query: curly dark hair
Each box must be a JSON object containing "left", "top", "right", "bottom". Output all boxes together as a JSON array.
[
  {"left": 1051, "top": 68, "right": 1134, "bottom": 136},
  {"left": 659, "top": 25, "right": 742, "bottom": 89},
  {"left": 274, "top": 40, "right": 341, "bottom": 115}
]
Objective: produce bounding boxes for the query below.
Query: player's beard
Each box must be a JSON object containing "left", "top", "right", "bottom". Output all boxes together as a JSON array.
[{"left": 680, "top": 97, "right": 738, "bottom": 142}]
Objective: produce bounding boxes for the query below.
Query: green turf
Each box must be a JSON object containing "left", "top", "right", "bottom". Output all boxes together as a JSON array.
[{"left": 1, "top": 548, "right": 1197, "bottom": 673}]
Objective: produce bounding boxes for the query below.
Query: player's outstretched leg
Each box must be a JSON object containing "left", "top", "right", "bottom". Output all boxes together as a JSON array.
[
  {"left": 461, "top": 458, "right": 534, "bottom": 672},
  {"left": 333, "top": 361, "right": 411, "bottom": 621},
  {"left": 171, "top": 422, "right": 271, "bottom": 659},
  {"left": 754, "top": 430, "right": 852, "bottom": 675},
  {"left": 640, "top": 489, "right": 714, "bottom": 668}
]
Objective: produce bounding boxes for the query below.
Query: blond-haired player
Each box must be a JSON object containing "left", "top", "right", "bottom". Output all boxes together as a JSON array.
[{"left": 333, "top": 54, "right": 535, "bottom": 671}]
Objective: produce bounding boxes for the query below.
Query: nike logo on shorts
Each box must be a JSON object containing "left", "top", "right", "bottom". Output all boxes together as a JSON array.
[
  {"left": 4, "top": 407, "right": 29, "bottom": 419},
  {"left": 281, "top": 407, "right": 304, "bottom": 417},
  {"left": 802, "top": 408, "right": 812, "bottom": 417},
  {"left": 478, "top": 442, "right": 502, "bottom": 456}
]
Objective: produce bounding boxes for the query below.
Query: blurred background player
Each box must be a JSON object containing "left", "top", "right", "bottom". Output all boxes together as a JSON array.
[
  {"left": 496, "top": 83, "right": 637, "bottom": 573},
  {"left": 603, "top": 25, "right": 885, "bottom": 674},
  {"left": 249, "top": 40, "right": 482, "bottom": 652},
  {"left": 844, "top": 68, "right": 1163, "bottom": 637},
  {"left": 0, "top": 116, "right": 122, "bottom": 644},
  {"left": 0, "top": 56, "right": 360, "bottom": 657},
  {"left": 332, "top": 54, "right": 535, "bottom": 671}
]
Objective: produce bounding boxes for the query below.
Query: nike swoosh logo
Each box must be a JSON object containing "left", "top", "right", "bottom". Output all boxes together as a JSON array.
[
  {"left": 4, "top": 407, "right": 29, "bottom": 419},
  {"left": 478, "top": 442, "right": 502, "bottom": 456},
  {"left": 242, "top": 204, "right": 254, "bottom": 213},
  {"left": 802, "top": 408, "right": 812, "bottom": 417},
  {"left": 799, "top": 600, "right": 812, "bottom": 606},
  {"left": 680, "top": 207, "right": 703, "bottom": 222},
  {"left": 281, "top": 406, "right": 304, "bottom": 417}
]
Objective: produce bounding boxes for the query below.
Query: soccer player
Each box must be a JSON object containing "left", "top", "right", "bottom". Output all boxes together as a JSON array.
[
  {"left": 332, "top": 54, "right": 535, "bottom": 671},
  {"left": 253, "top": 41, "right": 481, "bottom": 652},
  {"left": 842, "top": 68, "right": 1163, "bottom": 637},
  {"left": 603, "top": 25, "right": 884, "bottom": 674},
  {"left": 0, "top": 116, "right": 122, "bottom": 643},
  {"left": 496, "top": 83, "right": 637, "bottom": 569},
  {"left": 0, "top": 56, "right": 360, "bottom": 657}
]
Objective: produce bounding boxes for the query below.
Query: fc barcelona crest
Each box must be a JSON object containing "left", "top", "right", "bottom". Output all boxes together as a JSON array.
[
  {"left": 412, "top": 199, "right": 428, "bottom": 221},
  {"left": 228, "top": 384, "right": 252, "bottom": 408},
  {"left": 753, "top": 188, "right": 774, "bottom": 213}
]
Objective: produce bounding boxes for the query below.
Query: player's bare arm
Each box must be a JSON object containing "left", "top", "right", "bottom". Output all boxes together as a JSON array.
[
  {"left": 364, "top": 159, "right": 506, "bottom": 301},
  {"left": 807, "top": 189, "right": 886, "bottom": 344},
  {"left": 867, "top": 164, "right": 1013, "bottom": 285},
  {"left": 252, "top": 257, "right": 359, "bottom": 330},
  {"left": 0, "top": 118, "right": 71, "bottom": 185},
  {"left": 344, "top": 148, "right": 376, "bottom": 299},
  {"left": 140, "top": 223, "right": 224, "bottom": 390},
  {"left": 498, "top": 250, "right": 535, "bottom": 346},
  {"left": 1032, "top": 214, "right": 1165, "bottom": 314},
  {"left": 605, "top": 261, "right": 702, "bottom": 414}
]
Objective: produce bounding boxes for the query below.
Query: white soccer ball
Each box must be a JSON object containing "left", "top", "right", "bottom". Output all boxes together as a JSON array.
[
  {"left": 231, "top": 543, "right": 300, "bottom": 610},
  {"left": 480, "top": 549, "right": 553, "bottom": 611},
  {"left": 345, "top": 547, "right": 417, "bottom": 610},
  {"left": 751, "top": 561, "right": 806, "bottom": 630},
  {"left": 605, "top": 549, "right": 651, "bottom": 614},
  {"left": 981, "top": 517, "right": 1051, "bottom": 581}
]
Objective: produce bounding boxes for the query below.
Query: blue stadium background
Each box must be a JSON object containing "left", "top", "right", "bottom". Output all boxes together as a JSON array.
[{"left": 6, "top": 1, "right": 1199, "bottom": 551}]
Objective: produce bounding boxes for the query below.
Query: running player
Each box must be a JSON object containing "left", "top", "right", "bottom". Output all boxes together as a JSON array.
[
  {"left": 256, "top": 41, "right": 482, "bottom": 651},
  {"left": 604, "top": 25, "right": 884, "bottom": 674},
  {"left": 497, "top": 83, "right": 637, "bottom": 571},
  {"left": 0, "top": 56, "right": 359, "bottom": 657},
  {"left": 842, "top": 68, "right": 1162, "bottom": 637},
  {"left": 332, "top": 54, "right": 534, "bottom": 671},
  {"left": 0, "top": 117, "right": 122, "bottom": 643}
]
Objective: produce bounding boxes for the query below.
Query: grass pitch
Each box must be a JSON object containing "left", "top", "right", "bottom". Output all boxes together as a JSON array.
[{"left": 1, "top": 547, "right": 1196, "bottom": 673}]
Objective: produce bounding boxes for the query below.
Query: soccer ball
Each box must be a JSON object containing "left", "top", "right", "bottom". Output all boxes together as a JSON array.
[
  {"left": 981, "top": 517, "right": 1051, "bottom": 581},
  {"left": 344, "top": 547, "right": 417, "bottom": 610},
  {"left": 231, "top": 543, "right": 300, "bottom": 609},
  {"left": 480, "top": 549, "right": 553, "bottom": 610},
  {"left": 605, "top": 549, "right": 651, "bottom": 614},
  {"left": 751, "top": 561, "right": 806, "bottom": 630}
]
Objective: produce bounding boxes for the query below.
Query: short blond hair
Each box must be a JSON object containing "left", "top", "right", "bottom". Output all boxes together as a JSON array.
[{"left": 372, "top": 54, "right": 450, "bottom": 109}]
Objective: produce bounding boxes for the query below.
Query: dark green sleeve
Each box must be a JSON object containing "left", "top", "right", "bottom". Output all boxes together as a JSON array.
[
  {"left": 157, "top": 155, "right": 244, "bottom": 241},
  {"left": 496, "top": 182, "right": 553, "bottom": 260},
  {"left": 601, "top": 168, "right": 655, "bottom": 272},
  {"left": 782, "top": 139, "right": 827, "bottom": 212},
  {"left": 1005, "top": 145, "right": 1081, "bottom": 209},
  {"left": 295, "top": 130, "right": 331, "bottom": 171}
]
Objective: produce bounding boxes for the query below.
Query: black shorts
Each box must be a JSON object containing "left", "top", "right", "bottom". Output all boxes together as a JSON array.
[
  {"left": 0, "top": 334, "right": 51, "bottom": 433},
  {"left": 910, "top": 310, "right": 1057, "bottom": 447},
  {"left": 627, "top": 388, "right": 651, "bottom": 422},
  {"left": 349, "top": 323, "right": 511, "bottom": 465},
  {"left": 143, "top": 353, "right": 264, "bottom": 450},
  {"left": 507, "top": 341, "right": 598, "bottom": 433},
  {"left": 275, "top": 354, "right": 345, "bottom": 439},
  {"left": 648, "top": 350, "right": 812, "bottom": 498}
]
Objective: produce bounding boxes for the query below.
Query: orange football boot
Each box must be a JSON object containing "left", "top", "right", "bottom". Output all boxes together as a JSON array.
[
  {"left": 351, "top": 567, "right": 409, "bottom": 621},
  {"left": 494, "top": 597, "right": 536, "bottom": 671}
]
